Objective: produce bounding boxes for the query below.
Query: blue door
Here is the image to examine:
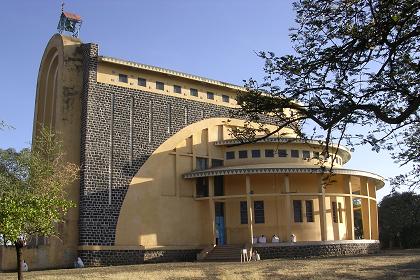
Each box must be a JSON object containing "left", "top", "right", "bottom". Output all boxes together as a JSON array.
[{"left": 215, "top": 202, "right": 225, "bottom": 245}]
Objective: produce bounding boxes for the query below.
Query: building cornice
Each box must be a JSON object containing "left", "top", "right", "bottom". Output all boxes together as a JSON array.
[
  {"left": 98, "top": 56, "right": 246, "bottom": 92},
  {"left": 183, "top": 166, "right": 384, "bottom": 188}
]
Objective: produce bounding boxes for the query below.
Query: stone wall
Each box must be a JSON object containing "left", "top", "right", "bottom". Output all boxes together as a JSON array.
[
  {"left": 79, "top": 43, "right": 240, "bottom": 246},
  {"left": 254, "top": 241, "right": 380, "bottom": 259},
  {"left": 79, "top": 249, "right": 201, "bottom": 266}
]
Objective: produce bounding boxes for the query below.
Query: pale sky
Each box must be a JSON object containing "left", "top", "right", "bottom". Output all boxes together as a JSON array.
[{"left": 0, "top": 0, "right": 415, "bottom": 201}]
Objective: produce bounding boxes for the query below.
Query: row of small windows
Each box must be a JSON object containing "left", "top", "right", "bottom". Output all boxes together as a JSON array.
[
  {"left": 293, "top": 200, "right": 314, "bottom": 223},
  {"left": 240, "top": 201, "right": 265, "bottom": 224},
  {"left": 226, "top": 149, "right": 342, "bottom": 164},
  {"left": 118, "top": 74, "right": 231, "bottom": 103},
  {"left": 292, "top": 200, "right": 343, "bottom": 223},
  {"left": 332, "top": 201, "right": 343, "bottom": 223},
  {"left": 239, "top": 199, "right": 339, "bottom": 225}
]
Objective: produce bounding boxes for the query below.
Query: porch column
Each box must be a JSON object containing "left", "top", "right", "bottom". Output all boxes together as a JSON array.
[
  {"left": 371, "top": 186, "right": 379, "bottom": 240},
  {"left": 209, "top": 176, "right": 216, "bottom": 245},
  {"left": 344, "top": 175, "right": 355, "bottom": 240},
  {"left": 319, "top": 175, "right": 327, "bottom": 241},
  {"left": 246, "top": 175, "right": 254, "bottom": 244},
  {"left": 284, "top": 175, "right": 291, "bottom": 238},
  {"left": 361, "top": 179, "right": 372, "bottom": 239}
]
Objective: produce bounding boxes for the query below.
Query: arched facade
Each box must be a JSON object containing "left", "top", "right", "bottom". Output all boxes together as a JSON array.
[
  {"left": 0, "top": 34, "right": 84, "bottom": 271},
  {"left": 115, "top": 118, "right": 383, "bottom": 248}
]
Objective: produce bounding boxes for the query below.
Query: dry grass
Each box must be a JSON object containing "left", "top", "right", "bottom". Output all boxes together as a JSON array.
[{"left": 1, "top": 249, "right": 420, "bottom": 280}]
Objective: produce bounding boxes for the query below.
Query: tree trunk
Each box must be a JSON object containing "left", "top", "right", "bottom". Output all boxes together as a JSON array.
[{"left": 15, "top": 241, "right": 24, "bottom": 280}]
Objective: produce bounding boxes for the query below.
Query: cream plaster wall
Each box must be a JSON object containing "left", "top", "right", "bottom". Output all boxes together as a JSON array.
[
  {"left": 115, "top": 118, "right": 257, "bottom": 247},
  {"left": 97, "top": 62, "right": 240, "bottom": 108},
  {"left": 5, "top": 34, "right": 84, "bottom": 271}
]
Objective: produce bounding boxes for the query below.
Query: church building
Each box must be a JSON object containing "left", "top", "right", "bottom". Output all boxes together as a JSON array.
[{"left": 1, "top": 26, "right": 383, "bottom": 269}]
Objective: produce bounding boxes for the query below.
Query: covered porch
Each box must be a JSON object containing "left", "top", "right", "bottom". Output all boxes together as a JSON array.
[{"left": 184, "top": 166, "right": 384, "bottom": 246}]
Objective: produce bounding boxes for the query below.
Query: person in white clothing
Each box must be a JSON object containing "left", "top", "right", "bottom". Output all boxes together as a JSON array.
[
  {"left": 21, "top": 260, "right": 28, "bottom": 272},
  {"left": 272, "top": 234, "right": 280, "bottom": 243},
  {"left": 258, "top": 235, "right": 267, "bottom": 243},
  {"left": 75, "top": 257, "right": 84, "bottom": 268},
  {"left": 256, "top": 251, "right": 261, "bottom": 261}
]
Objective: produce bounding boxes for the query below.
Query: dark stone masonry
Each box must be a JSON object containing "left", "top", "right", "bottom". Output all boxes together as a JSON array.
[
  {"left": 255, "top": 242, "right": 380, "bottom": 259},
  {"left": 79, "top": 249, "right": 201, "bottom": 266},
  {"left": 79, "top": 43, "right": 236, "bottom": 246}
]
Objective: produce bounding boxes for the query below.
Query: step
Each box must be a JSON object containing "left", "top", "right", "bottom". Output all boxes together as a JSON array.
[{"left": 204, "top": 244, "right": 246, "bottom": 261}]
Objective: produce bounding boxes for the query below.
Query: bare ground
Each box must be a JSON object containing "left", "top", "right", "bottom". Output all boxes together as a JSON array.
[{"left": 1, "top": 249, "right": 419, "bottom": 280}]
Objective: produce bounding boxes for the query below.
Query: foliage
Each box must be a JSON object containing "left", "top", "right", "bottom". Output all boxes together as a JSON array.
[
  {"left": 236, "top": 0, "right": 419, "bottom": 189},
  {"left": 378, "top": 192, "right": 420, "bottom": 248},
  {"left": 0, "top": 127, "right": 78, "bottom": 272}
]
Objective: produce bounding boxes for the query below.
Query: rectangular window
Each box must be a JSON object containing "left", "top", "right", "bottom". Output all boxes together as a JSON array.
[
  {"left": 190, "top": 88, "right": 198, "bottom": 97},
  {"left": 156, "top": 81, "right": 164, "bottom": 90},
  {"left": 240, "top": 201, "right": 248, "bottom": 224},
  {"left": 138, "top": 77, "right": 146, "bottom": 86},
  {"left": 207, "top": 91, "right": 214, "bottom": 100},
  {"left": 291, "top": 149, "right": 299, "bottom": 158},
  {"left": 303, "top": 150, "right": 310, "bottom": 159},
  {"left": 119, "top": 74, "right": 128, "bottom": 83},
  {"left": 305, "top": 200, "right": 314, "bottom": 222},
  {"left": 265, "top": 149, "right": 274, "bottom": 157},
  {"left": 238, "top": 150, "right": 248, "bottom": 158},
  {"left": 293, "top": 200, "right": 303, "bottom": 222},
  {"left": 226, "top": 151, "right": 235, "bottom": 160},
  {"left": 211, "top": 159, "right": 224, "bottom": 167},
  {"left": 278, "top": 149, "right": 288, "bottom": 157},
  {"left": 173, "top": 85, "right": 182, "bottom": 93},
  {"left": 222, "top": 95, "right": 229, "bottom": 103},
  {"left": 338, "top": 202, "right": 343, "bottom": 223},
  {"left": 254, "top": 201, "right": 265, "bottom": 224},
  {"left": 251, "top": 150, "right": 261, "bottom": 158},
  {"left": 214, "top": 176, "right": 224, "bottom": 196},
  {"left": 196, "top": 178, "right": 208, "bottom": 197},
  {"left": 313, "top": 151, "right": 320, "bottom": 159},
  {"left": 332, "top": 201, "right": 338, "bottom": 223},
  {"left": 196, "top": 157, "right": 208, "bottom": 170}
]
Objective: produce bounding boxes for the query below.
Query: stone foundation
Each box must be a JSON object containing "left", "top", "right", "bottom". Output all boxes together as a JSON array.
[
  {"left": 253, "top": 240, "right": 380, "bottom": 259},
  {"left": 79, "top": 249, "right": 201, "bottom": 267}
]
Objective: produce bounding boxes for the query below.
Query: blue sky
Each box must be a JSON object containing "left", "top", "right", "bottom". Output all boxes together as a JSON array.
[{"left": 0, "top": 0, "right": 414, "bottom": 201}]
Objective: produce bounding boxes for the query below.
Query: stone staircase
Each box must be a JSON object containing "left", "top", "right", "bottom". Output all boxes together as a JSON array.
[{"left": 203, "top": 244, "right": 244, "bottom": 262}]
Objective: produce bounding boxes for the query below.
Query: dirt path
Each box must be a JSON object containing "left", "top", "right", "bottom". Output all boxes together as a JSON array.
[{"left": 1, "top": 249, "right": 419, "bottom": 280}]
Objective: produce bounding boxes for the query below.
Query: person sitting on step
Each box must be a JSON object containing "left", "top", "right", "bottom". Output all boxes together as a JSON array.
[
  {"left": 258, "top": 234, "right": 267, "bottom": 244},
  {"left": 272, "top": 234, "right": 280, "bottom": 243}
]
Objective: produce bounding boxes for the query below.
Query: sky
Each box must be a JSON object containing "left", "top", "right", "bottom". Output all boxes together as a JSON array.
[{"left": 0, "top": 0, "right": 415, "bottom": 201}]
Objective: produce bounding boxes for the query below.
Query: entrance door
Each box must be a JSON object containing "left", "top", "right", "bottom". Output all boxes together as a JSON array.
[{"left": 215, "top": 202, "right": 226, "bottom": 245}]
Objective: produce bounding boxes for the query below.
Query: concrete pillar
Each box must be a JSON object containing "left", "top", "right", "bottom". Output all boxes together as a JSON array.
[
  {"left": 344, "top": 175, "right": 355, "bottom": 240},
  {"left": 361, "top": 179, "right": 372, "bottom": 240},
  {"left": 209, "top": 176, "right": 216, "bottom": 244},
  {"left": 284, "top": 175, "right": 291, "bottom": 239},
  {"left": 319, "top": 175, "right": 327, "bottom": 241},
  {"left": 246, "top": 175, "right": 254, "bottom": 244},
  {"left": 371, "top": 186, "right": 379, "bottom": 240}
]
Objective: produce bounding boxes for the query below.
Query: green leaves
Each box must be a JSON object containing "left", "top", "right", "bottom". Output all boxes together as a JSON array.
[
  {"left": 238, "top": 0, "right": 419, "bottom": 189},
  {"left": 0, "top": 127, "right": 77, "bottom": 245}
]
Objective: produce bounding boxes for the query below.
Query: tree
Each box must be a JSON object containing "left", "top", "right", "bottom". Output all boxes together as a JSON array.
[
  {"left": 236, "top": 0, "right": 419, "bottom": 189},
  {"left": 378, "top": 192, "right": 420, "bottom": 248},
  {"left": 0, "top": 128, "right": 78, "bottom": 280}
]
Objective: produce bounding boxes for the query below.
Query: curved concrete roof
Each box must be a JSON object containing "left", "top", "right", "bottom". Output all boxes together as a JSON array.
[{"left": 183, "top": 164, "right": 385, "bottom": 188}]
